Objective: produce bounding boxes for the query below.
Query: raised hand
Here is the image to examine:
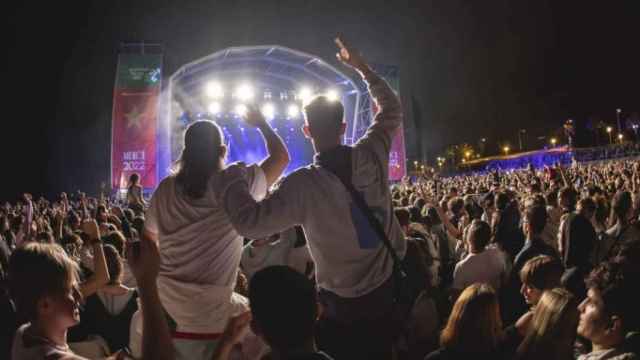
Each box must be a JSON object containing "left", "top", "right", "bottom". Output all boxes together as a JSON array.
[
  {"left": 243, "top": 105, "right": 268, "bottom": 129},
  {"left": 335, "top": 36, "right": 369, "bottom": 72},
  {"left": 126, "top": 235, "right": 160, "bottom": 288},
  {"left": 213, "top": 311, "right": 252, "bottom": 359},
  {"left": 81, "top": 219, "right": 101, "bottom": 243}
]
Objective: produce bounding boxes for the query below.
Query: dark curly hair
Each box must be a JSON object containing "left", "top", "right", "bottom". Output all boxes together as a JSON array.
[{"left": 585, "top": 261, "right": 639, "bottom": 333}]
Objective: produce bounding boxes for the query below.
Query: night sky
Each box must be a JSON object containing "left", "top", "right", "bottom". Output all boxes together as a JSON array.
[{"left": 2, "top": 0, "right": 638, "bottom": 200}]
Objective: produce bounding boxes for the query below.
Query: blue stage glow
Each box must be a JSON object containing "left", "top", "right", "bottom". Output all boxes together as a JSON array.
[{"left": 163, "top": 46, "right": 368, "bottom": 177}]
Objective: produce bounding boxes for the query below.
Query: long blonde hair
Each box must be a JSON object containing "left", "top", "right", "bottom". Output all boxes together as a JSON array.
[
  {"left": 517, "top": 287, "right": 579, "bottom": 360},
  {"left": 440, "top": 283, "right": 503, "bottom": 353}
]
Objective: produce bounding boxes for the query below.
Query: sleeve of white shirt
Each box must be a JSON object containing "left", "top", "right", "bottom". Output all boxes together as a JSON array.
[
  {"left": 144, "top": 189, "right": 160, "bottom": 237},
  {"left": 246, "top": 164, "right": 268, "bottom": 201},
  {"left": 220, "top": 171, "right": 304, "bottom": 240}
]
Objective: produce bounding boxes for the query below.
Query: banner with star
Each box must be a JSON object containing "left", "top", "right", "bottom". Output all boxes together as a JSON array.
[{"left": 111, "top": 54, "right": 162, "bottom": 190}]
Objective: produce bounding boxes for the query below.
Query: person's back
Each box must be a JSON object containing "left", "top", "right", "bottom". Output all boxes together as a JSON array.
[
  {"left": 452, "top": 220, "right": 507, "bottom": 292},
  {"left": 218, "top": 38, "right": 404, "bottom": 359},
  {"left": 452, "top": 246, "right": 507, "bottom": 291},
  {"left": 424, "top": 284, "right": 506, "bottom": 360},
  {"left": 82, "top": 288, "right": 138, "bottom": 352},
  {"left": 145, "top": 116, "right": 289, "bottom": 358}
]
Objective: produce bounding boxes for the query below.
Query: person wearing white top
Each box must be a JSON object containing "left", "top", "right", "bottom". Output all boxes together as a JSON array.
[
  {"left": 217, "top": 38, "right": 404, "bottom": 359},
  {"left": 452, "top": 220, "right": 508, "bottom": 293},
  {"left": 144, "top": 112, "right": 289, "bottom": 359}
]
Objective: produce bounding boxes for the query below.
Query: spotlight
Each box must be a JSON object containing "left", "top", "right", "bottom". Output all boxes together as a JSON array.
[
  {"left": 287, "top": 104, "right": 300, "bottom": 118},
  {"left": 235, "top": 84, "right": 254, "bottom": 102},
  {"left": 326, "top": 89, "right": 340, "bottom": 101},
  {"left": 298, "top": 87, "right": 313, "bottom": 102},
  {"left": 261, "top": 103, "right": 276, "bottom": 119},
  {"left": 234, "top": 104, "right": 248, "bottom": 117},
  {"left": 208, "top": 102, "right": 222, "bottom": 115},
  {"left": 205, "top": 82, "right": 224, "bottom": 99}
]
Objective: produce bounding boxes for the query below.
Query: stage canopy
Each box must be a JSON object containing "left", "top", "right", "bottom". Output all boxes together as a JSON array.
[{"left": 158, "top": 45, "right": 374, "bottom": 180}]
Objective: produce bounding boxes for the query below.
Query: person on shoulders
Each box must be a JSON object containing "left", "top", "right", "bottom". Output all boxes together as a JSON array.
[
  {"left": 144, "top": 94, "right": 289, "bottom": 358},
  {"left": 218, "top": 37, "right": 404, "bottom": 359}
]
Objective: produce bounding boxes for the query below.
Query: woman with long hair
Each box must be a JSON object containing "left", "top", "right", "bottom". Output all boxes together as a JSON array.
[
  {"left": 516, "top": 288, "right": 579, "bottom": 360},
  {"left": 143, "top": 115, "right": 289, "bottom": 359},
  {"left": 424, "top": 283, "right": 505, "bottom": 359},
  {"left": 604, "top": 191, "right": 640, "bottom": 260}
]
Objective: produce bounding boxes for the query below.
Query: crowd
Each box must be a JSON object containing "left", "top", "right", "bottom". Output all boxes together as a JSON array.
[{"left": 1, "top": 37, "right": 639, "bottom": 360}]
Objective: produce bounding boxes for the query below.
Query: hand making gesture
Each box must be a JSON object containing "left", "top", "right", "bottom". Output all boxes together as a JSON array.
[
  {"left": 335, "top": 36, "right": 371, "bottom": 74},
  {"left": 243, "top": 105, "right": 268, "bottom": 129}
]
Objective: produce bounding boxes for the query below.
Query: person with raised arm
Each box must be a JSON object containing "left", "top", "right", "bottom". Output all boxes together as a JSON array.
[
  {"left": 143, "top": 104, "right": 289, "bottom": 358},
  {"left": 217, "top": 36, "right": 404, "bottom": 359}
]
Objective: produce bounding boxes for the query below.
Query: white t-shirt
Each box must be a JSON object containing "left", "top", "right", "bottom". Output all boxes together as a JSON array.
[
  {"left": 241, "top": 227, "right": 313, "bottom": 280},
  {"left": 218, "top": 70, "right": 405, "bottom": 298},
  {"left": 145, "top": 164, "right": 267, "bottom": 333},
  {"left": 452, "top": 247, "right": 508, "bottom": 291}
]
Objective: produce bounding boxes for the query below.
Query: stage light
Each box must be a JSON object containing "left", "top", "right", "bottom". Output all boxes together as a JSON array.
[
  {"left": 234, "top": 104, "right": 248, "bottom": 117},
  {"left": 287, "top": 104, "right": 300, "bottom": 118},
  {"left": 208, "top": 102, "right": 222, "bottom": 115},
  {"left": 298, "top": 87, "right": 313, "bottom": 102},
  {"left": 205, "top": 82, "right": 224, "bottom": 99},
  {"left": 326, "top": 89, "right": 340, "bottom": 102},
  {"left": 261, "top": 103, "right": 276, "bottom": 119},
  {"left": 235, "top": 84, "right": 254, "bottom": 102}
]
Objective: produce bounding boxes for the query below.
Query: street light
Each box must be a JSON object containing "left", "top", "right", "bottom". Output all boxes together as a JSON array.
[
  {"left": 606, "top": 126, "right": 613, "bottom": 144},
  {"left": 618, "top": 133, "right": 624, "bottom": 143},
  {"left": 550, "top": 137, "right": 557, "bottom": 146},
  {"left": 617, "top": 108, "right": 622, "bottom": 134},
  {"left": 518, "top": 129, "right": 526, "bottom": 151},
  {"left": 465, "top": 150, "right": 472, "bottom": 158},
  {"left": 503, "top": 146, "right": 510, "bottom": 155}
]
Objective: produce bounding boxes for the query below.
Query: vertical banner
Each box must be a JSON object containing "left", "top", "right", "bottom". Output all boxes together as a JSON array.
[
  {"left": 111, "top": 53, "right": 162, "bottom": 190},
  {"left": 371, "top": 64, "right": 406, "bottom": 181}
]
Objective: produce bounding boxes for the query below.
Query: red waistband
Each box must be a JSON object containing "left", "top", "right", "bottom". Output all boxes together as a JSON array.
[{"left": 172, "top": 331, "right": 223, "bottom": 340}]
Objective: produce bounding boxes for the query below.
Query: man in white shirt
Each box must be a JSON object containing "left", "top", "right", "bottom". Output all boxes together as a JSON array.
[
  {"left": 452, "top": 220, "right": 508, "bottom": 294},
  {"left": 218, "top": 37, "right": 404, "bottom": 359},
  {"left": 144, "top": 109, "right": 289, "bottom": 359}
]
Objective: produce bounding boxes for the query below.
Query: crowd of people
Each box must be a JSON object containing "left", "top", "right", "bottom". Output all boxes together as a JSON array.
[{"left": 1, "top": 37, "right": 639, "bottom": 360}]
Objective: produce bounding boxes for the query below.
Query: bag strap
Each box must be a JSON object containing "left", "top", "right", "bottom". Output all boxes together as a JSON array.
[{"left": 317, "top": 146, "right": 406, "bottom": 278}]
